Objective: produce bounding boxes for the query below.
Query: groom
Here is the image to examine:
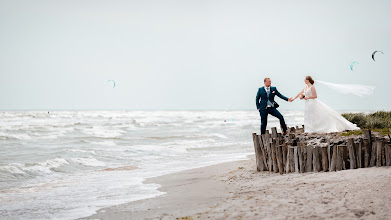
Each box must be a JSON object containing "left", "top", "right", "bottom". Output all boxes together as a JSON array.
[{"left": 256, "top": 78, "right": 292, "bottom": 135}]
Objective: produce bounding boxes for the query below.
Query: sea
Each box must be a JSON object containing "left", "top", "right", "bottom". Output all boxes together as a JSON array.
[{"left": 0, "top": 110, "right": 305, "bottom": 220}]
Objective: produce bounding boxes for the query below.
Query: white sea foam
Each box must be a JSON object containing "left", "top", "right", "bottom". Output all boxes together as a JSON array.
[{"left": 70, "top": 157, "right": 107, "bottom": 167}]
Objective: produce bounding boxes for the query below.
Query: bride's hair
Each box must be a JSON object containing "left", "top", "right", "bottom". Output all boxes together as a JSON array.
[{"left": 306, "top": 76, "right": 315, "bottom": 85}]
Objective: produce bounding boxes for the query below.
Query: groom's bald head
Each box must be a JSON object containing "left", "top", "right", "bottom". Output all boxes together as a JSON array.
[{"left": 264, "top": 78, "right": 271, "bottom": 87}]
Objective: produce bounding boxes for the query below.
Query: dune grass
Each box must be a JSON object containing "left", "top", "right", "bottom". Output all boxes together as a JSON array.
[{"left": 341, "top": 111, "right": 391, "bottom": 136}]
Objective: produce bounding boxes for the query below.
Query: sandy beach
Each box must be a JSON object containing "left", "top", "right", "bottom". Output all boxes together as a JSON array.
[{"left": 82, "top": 154, "right": 391, "bottom": 220}]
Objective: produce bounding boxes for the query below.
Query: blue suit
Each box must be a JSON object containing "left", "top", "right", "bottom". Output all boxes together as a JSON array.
[{"left": 256, "top": 86, "right": 288, "bottom": 134}]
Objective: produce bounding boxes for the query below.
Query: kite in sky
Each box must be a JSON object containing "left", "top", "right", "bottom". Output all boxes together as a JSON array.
[{"left": 372, "top": 51, "right": 384, "bottom": 61}]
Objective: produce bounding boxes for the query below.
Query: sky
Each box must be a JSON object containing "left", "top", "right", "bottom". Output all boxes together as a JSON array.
[{"left": 0, "top": 0, "right": 390, "bottom": 111}]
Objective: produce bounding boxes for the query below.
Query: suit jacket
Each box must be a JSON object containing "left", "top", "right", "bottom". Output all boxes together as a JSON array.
[{"left": 256, "top": 86, "right": 289, "bottom": 110}]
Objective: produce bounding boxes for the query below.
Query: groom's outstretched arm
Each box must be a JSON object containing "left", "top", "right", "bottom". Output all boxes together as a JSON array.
[
  {"left": 256, "top": 89, "right": 261, "bottom": 110},
  {"left": 275, "top": 88, "right": 289, "bottom": 101}
]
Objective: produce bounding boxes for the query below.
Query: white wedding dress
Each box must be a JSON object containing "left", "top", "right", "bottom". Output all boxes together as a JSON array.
[{"left": 303, "top": 85, "right": 360, "bottom": 133}]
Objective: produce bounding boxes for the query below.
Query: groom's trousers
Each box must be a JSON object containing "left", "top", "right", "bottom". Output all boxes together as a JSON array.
[{"left": 259, "top": 107, "right": 287, "bottom": 134}]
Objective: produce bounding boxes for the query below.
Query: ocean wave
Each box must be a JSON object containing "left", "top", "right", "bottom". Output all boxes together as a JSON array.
[
  {"left": 87, "top": 140, "right": 117, "bottom": 146},
  {"left": 66, "top": 149, "right": 97, "bottom": 154},
  {"left": 0, "top": 132, "right": 32, "bottom": 140},
  {"left": 70, "top": 157, "right": 106, "bottom": 167},
  {"left": 80, "top": 127, "right": 126, "bottom": 138},
  {"left": 0, "top": 158, "right": 69, "bottom": 176}
]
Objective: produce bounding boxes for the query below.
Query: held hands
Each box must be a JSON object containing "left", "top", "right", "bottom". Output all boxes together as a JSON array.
[{"left": 288, "top": 97, "right": 294, "bottom": 102}]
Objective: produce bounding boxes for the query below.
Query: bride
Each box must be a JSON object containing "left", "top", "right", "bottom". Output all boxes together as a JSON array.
[{"left": 291, "top": 76, "right": 360, "bottom": 133}]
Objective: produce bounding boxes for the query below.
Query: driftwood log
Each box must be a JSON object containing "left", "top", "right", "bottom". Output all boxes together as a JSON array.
[{"left": 252, "top": 127, "right": 391, "bottom": 173}]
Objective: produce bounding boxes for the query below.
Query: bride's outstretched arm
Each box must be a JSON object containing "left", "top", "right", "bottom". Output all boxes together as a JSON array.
[
  {"left": 292, "top": 89, "right": 304, "bottom": 101},
  {"left": 305, "top": 87, "right": 318, "bottom": 100}
]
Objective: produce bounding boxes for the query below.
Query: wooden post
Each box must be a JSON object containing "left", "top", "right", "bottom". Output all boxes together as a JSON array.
[
  {"left": 363, "top": 138, "right": 371, "bottom": 168},
  {"left": 385, "top": 144, "right": 391, "bottom": 166},
  {"left": 267, "top": 141, "right": 273, "bottom": 171},
  {"left": 302, "top": 143, "right": 307, "bottom": 172},
  {"left": 328, "top": 144, "right": 332, "bottom": 170},
  {"left": 347, "top": 138, "right": 356, "bottom": 169},
  {"left": 252, "top": 133, "right": 263, "bottom": 171},
  {"left": 290, "top": 127, "right": 296, "bottom": 133},
  {"left": 258, "top": 135, "right": 268, "bottom": 170},
  {"left": 261, "top": 134, "right": 268, "bottom": 170},
  {"left": 289, "top": 146, "right": 295, "bottom": 172},
  {"left": 342, "top": 145, "right": 348, "bottom": 169},
  {"left": 294, "top": 146, "right": 299, "bottom": 173},
  {"left": 271, "top": 127, "right": 277, "bottom": 138},
  {"left": 282, "top": 143, "right": 287, "bottom": 172},
  {"left": 355, "top": 140, "right": 362, "bottom": 169},
  {"left": 370, "top": 139, "right": 377, "bottom": 167},
  {"left": 382, "top": 139, "right": 386, "bottom": 166},
  {"left": 271, "top": 139, "right": 278, "bottom": 173},
  {"left": 330, "top": 145, "right": 337, "bottom": 171},
  {"left": 336, "top": 145, "right": 347, "bottom": 171},
  {"left": 313, "top": 147, "right": 321, "bottom": 172},
  {"left": 297, "top": 143, "right": 305, "bottom": 173},
  {"left": 364, "top": 129, "right": 372, "bottom": 148},
  {"left": 321, "top": 146, "right": 328, "bottom": 172},
  {"left": 276, "top": 143, "right": 284, "bottom": 174},
  {"left": 285, "top": 146, "right": 291, "bottom": 173},
  {"left": 306, "top": 145, "right": 313, "bottom": 172},
  {"left": 376, "top": 140, "right": 383, "bottom": 167}
]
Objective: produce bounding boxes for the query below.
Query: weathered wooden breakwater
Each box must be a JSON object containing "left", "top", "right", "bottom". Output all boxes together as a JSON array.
[{"left": 252, "top": 126, "right": 391, "bottom": 173}]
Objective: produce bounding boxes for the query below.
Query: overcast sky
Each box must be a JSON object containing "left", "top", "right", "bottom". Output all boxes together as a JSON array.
[{"left": 0, "top": 0, "right": 390, "bottom": 111}]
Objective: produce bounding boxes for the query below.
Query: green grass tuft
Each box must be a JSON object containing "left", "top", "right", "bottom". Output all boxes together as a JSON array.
[{"left": 341, "top": 111, "right": 391, "bottom": 129}]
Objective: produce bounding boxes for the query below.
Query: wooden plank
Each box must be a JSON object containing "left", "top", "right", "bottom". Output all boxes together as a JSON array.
[
  {"left": 363, "top": 138, "right": 371, "bottom": 168},
  {"left": 313, "top": 147, "right": 321, "bottom": 172},
  {"left": 294, "top": 146, "right": 299, "bottom": 173},
  {"left": 306, "top": 145, "right": 313, "bottom": 172},
  {"left": 321, "top": 146, "right": 328, "bottom": 172},
  {"left": 347, "top": 138, "right": 356, "bottom": 169}
]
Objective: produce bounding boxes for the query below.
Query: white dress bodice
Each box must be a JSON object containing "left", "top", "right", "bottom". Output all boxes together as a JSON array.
[{"left": 304, "top": 85, "right": 313, "bottom": 98}]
